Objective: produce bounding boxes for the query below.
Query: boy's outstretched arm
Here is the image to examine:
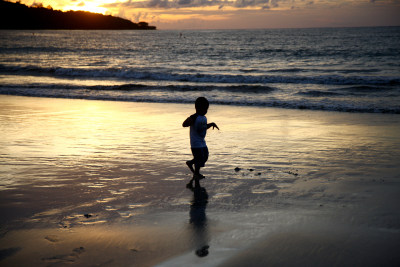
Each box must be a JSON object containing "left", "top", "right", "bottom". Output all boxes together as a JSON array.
[
  {"left": 182, "top": 117, "right": 191, "bottom": 127},
  {"left": 182, "top": 114, "right": 198, "bottom": 127},
  {"left": 207, "top": 122, "right": 219, "bottom": 130}
]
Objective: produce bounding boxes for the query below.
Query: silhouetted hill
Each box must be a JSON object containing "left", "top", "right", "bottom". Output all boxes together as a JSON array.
[{"left": 0, "top": 0, "right": 156, "bottom": 30}]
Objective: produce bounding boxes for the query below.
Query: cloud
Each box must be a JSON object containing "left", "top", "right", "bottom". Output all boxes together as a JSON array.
[
  {"left": 128, "top": 0, "right": 223, "bottom": 8},
  {"left": 109, "top": 0, "right": 291, "bottom": 9},
  {"left": 97, "top": 0, "right": 400, "bottom": 29},
  {"left": 234, "top": 0, "right": 272, "bottom": 8},
  {"left": 270, "top": 0, "right": 279, "bottom": 7}
]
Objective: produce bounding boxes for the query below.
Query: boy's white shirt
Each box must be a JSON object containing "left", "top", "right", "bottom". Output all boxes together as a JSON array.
[{"left": 190, "top": 115, "right": 207, "bottom": 148}]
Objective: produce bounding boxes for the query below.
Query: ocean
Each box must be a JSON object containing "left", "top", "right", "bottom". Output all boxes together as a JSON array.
[{"left": 1, "top": 27, "right": 400, "bottom": 113}]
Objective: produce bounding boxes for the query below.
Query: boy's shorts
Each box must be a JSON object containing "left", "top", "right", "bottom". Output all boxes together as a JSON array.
[{"left": 191, "top": 147, "right": 209, "bottom": 168}]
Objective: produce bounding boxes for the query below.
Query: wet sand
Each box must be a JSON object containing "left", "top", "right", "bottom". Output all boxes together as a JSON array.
[{"left": 0, "top": 95, "right": 400, "bottom": 266}]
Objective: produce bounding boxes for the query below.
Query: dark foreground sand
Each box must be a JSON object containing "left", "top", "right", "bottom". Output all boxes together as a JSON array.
[{"left": 0, "top": 95, "right": 399, "bottom": 266}]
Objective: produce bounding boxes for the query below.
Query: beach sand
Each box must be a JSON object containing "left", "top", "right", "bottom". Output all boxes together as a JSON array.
[{"left": 0, "top": 95, "right": 399, "bottom": 266}]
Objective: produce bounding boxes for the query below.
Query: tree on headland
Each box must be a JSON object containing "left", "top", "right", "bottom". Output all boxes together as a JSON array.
[
  {"left": 0, "top": 0, "right": 156, "bottom": 30},
  {"left": 30, "top": 2, "right": 44, "bottom": 8}
]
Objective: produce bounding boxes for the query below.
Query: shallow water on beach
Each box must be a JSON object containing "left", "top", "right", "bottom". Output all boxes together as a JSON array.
[
  {"left": 1, "top": 95, "right": 400, "bottom": 266},
  {"left": 1, "top": 95, "right": 400, "bottom": 215}
]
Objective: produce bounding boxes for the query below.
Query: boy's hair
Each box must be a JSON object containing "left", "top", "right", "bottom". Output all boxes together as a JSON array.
[{"left": 195, "top": 97, "right": 209, "bottom": 111}]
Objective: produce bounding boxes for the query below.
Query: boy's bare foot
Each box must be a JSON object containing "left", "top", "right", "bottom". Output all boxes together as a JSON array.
[
  {"left": 193, "top": 173, "right": 205, "bottom": 180},
  {"left": 186, "top": 161, "right": 195, "bottom": 173}
]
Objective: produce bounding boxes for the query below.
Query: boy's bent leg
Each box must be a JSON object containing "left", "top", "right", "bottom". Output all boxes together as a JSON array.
[
  {"left": 192, "top": 147, "right": 208, "bottom": 180},
  {"left": 186, "top": 160, "right": 195, "bottom": 173}
]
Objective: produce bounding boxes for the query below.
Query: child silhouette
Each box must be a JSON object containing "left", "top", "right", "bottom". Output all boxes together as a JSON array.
[{"left": 183, "top": 97, "right": 219, "bottom": 185}]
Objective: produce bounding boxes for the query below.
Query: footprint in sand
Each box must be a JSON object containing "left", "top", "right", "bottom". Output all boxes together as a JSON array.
[
  {"left": 45, "top": 235, "right": 60, "bottom": 243},
  {"left": 42, "top": 247, "right": 85, "bottom": 265}
]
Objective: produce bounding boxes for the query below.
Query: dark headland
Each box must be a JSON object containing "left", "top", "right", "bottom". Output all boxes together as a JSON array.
[{"left": 0, "top": 0, "right": 156, "bottom": 30}]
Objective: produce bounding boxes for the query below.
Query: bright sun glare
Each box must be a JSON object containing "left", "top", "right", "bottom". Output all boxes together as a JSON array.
[{"left": 64, "top": 2, "right": 108, "bottom": 14}]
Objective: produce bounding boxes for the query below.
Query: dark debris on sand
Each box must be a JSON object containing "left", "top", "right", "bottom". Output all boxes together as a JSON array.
[{"left": 0, "top": 247, "right": 21, "bottom": 261}]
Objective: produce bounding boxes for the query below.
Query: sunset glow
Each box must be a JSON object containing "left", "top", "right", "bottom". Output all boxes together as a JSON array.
[
  {"left": 9, "top": 0, "right": 400, "bottom": 29},
  {"left": 63, "top": 2, "right": 108, "bottom": 14}
]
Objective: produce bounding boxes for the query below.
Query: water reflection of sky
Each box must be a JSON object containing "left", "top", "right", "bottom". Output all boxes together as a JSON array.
[{"left": 1, "top": 95, "right": 400, "bottom": 224}]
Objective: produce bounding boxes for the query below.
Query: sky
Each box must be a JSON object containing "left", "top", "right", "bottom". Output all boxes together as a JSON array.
[{"left": 14, "top": 0, "right": 400, "bottom": 29}]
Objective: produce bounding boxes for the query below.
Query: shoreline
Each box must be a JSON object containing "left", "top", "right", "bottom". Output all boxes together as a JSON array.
[
  {"left": 1, "top": 90, "right": 399, "bottom": 114},
  {"left": 1, "top": 95, "right": 399, "bottom": 266}
]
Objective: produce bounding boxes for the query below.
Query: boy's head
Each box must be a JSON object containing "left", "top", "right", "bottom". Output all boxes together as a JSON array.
[{"left": 195, "top": 97, "right": 209, "bottom": 116}]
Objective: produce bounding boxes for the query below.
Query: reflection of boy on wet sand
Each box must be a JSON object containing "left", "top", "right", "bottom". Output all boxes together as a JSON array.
[
  {"left": 188, "top": 185, "right": 209, "bottom": 257},
  {"left": 183, "top": 97, "right": 219, "bottom": 186}
]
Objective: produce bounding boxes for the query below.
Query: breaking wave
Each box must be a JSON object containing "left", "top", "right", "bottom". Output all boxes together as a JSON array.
[{"left": 1, "top": 64, "right": 399, "bottom": 86}]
